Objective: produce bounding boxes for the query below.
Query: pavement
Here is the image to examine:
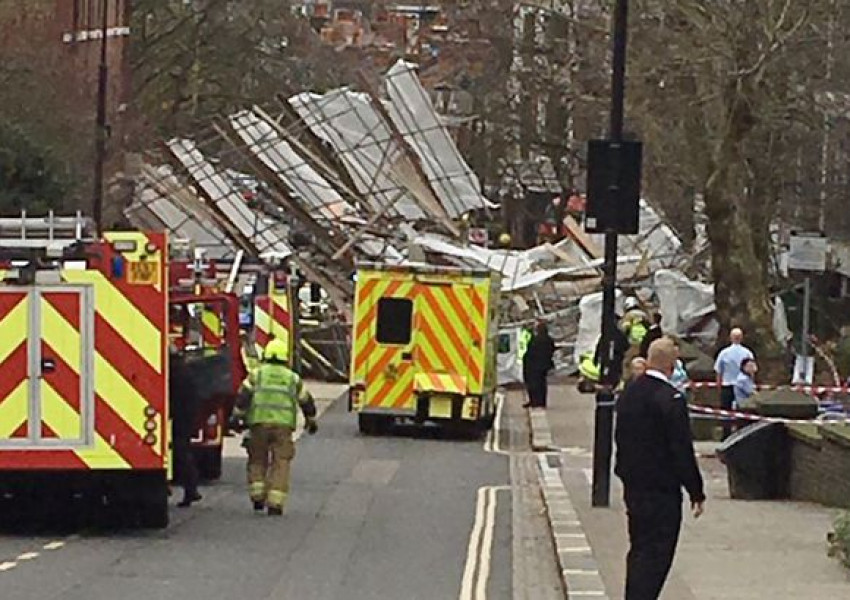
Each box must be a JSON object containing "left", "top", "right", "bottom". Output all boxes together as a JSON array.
[
  {"left": 527, "top": 382, "right": 850, "bottom": 600},
  {"left": 0, "top": 382, "right": 566, "bottom": 600}
]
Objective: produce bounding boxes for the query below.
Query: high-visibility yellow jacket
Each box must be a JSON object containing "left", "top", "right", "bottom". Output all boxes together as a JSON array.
[
  {"left": 236, "top": 363, "right": 314, "bottom": 428},
  {"left": 620, "top": 310, "right": 649, "bottom": 345},
  {"left": 578, "top": 351, "right": 601, "bottom": 382},
  {"left": 518, "top": 328, "right": 533, "bottom": 361}
]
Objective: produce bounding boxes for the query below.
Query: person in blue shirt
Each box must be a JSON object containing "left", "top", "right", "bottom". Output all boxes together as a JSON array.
[
  {"left": 733, "top": 358, "right": 758, "bottom": 407},
  {"left": 714, "top": 328, "right": 754, "bottom": 439}
]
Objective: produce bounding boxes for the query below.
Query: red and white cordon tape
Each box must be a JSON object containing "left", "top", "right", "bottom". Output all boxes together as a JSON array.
[
  {"left": 687, "top": 381, "right": 850, "bottom": 395},
  {"left": 688, "top": 404, "right": 850, "bottom": 425}
]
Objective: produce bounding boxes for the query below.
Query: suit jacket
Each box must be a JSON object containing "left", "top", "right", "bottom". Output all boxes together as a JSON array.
[{"left": 615, "top": 374, "right": 705, "bottom": 502}]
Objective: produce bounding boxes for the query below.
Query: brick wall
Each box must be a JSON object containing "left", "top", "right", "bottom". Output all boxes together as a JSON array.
[
  {"left": 0, "top": 0, "right": 132, "bottom": 212},
  {"left": 788, "top": 433, "right": 826, "bottom": 504},
  {"left": 788, "top": 426, "right": 850, "bottom": 509},
  {"left": 820, "top": 430, "right": 850, "bottom": 509}
]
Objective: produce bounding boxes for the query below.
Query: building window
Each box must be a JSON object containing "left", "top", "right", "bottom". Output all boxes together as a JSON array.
[{"left": 376, "top": 298, "right": 413, "bottom": 345}]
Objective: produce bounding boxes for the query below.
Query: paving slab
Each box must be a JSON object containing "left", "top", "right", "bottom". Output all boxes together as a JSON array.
[{"left": 527, "top": 383, "right": 850, "bottom": 600}]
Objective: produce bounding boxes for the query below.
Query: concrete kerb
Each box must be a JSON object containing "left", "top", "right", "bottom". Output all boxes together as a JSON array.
[
  {"left": 530, "top": 409, "right": 610, "bottom": 600},
  {"left": 529, "top": 407, "right": 555, "bottom": 451}
]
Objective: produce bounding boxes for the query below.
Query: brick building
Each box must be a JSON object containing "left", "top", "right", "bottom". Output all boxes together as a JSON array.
[
  {"left": 1, "top": 0, "right": 132, "bottom": 110},
  {"left": 0, "top": 0, "right": 132, "bottom": 213}
]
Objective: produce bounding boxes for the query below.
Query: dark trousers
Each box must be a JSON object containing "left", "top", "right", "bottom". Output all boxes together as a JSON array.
[
  {"left": 720, "top": 385, "right": 735, "bottom": 440},
  {"left": 173, "top": 435, "right": 199, "bottom": 499},
  {"left": 624, "top": 489, "right": 682, "bottom": 600},
  {"left": 524, "top": 370, "right": 548, "bottom": 407}
]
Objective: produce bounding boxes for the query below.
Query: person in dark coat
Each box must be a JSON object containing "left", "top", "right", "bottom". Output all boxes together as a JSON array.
[
  {"left": 639, "top": 313, "right": 663, "bottom": 358},
  {"left": 169, "top": 351, "right": 202, "bottom": 507},
  {"left": 522, "top": 322, "right": 556, "bottom": 408},
  {"left": 615, "top": 337, "right": 705, "bottom": 600}
]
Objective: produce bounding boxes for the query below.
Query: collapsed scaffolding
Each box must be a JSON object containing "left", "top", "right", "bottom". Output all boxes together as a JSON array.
[{"left": 127, "top": 59, "right": 703, "bottom": 380}]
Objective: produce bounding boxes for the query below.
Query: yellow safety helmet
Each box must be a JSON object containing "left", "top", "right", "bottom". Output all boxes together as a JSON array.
[{"left": 263, "top": 338, "right": 289, "bottom": 363}]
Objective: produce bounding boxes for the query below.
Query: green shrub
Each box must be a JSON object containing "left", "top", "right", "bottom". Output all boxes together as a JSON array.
[{"left": 828, "top": 511, "right": 850, "bottom": 569}]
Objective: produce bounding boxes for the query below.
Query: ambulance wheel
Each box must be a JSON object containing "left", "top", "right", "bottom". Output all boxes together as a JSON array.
[
  {"left": 481, "top": 411, "right": 496, "bottom": 432},
  {"left": 197, "top": 448, "right": 223, "bottom": 481},
  {"left": 358, "top": 414, "right": 388, "bottom": 436}
]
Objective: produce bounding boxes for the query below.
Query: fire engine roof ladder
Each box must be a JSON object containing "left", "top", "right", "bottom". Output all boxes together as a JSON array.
[{"left": 0, "top": 211, "right": 94, "bottom": 253}]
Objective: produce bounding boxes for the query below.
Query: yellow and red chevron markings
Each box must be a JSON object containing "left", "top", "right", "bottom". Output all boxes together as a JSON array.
[
  {"left": 351, "top": 270, "right": 490, "bottom": 412},
  {"left": 255, "top": 286, "right": 292, "bottom": 357},
  {"left": 201, "top": 307, "right": 224, "bottom": 348},
  {"left": 0, "top": 232, "right": 168, "bottom": 471},
  {"left": 414, "top": 372, "right": 467, "bottom": 395}
]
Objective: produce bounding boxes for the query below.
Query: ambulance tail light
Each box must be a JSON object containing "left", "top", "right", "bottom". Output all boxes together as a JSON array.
[
  {"left": 464, "top": 396, "right": 480, "bottom": 420},
  {"left": 350, "top": 383, "right": 365, "bottom": 411}
]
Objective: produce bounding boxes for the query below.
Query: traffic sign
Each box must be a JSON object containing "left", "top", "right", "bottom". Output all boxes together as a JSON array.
[{"left": 788, "top": 232, "right": 828, "bottom": 273}]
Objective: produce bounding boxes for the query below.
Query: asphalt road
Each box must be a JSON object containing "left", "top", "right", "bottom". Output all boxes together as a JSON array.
[{"left": 0, "top": 386, "right": 557, "bottom": 600}]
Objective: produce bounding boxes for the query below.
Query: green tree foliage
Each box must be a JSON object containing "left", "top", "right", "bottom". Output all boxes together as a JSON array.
[
  {"left": 132, "top": 0, "right": 354, "bottom": 140},
  {"left": 0, "top": 120, "right": 70, "bottom": 214}
]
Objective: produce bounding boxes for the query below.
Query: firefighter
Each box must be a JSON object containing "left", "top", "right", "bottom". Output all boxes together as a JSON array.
[
  {"left": 578, "top": 350, "right": 602, "bottom": 392},
  {"left": 230, "top": 338, "right": 318, "bottom": 516},
  {"left": 620, "top": 297, "right": 650, "bottom": 346}
]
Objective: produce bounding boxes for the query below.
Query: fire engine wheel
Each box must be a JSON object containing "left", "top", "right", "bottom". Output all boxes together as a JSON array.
[
  {"left": 127, "top": 472, "right": 170, "bottom": 529},
  {"left": 196, "top": 448, "right": 223, "bottom": 481}
]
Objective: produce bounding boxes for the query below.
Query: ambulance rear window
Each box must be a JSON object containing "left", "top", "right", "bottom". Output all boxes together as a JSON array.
[{"left": 376, "top": 297, "right": 412, "bottom": 345}]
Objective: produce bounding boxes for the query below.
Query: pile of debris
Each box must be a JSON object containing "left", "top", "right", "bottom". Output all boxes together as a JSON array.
[{"left": 127, "top": 59, "right": 719, "bottom": 379}]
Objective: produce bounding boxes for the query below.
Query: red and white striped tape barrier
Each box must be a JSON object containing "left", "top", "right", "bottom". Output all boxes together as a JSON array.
[
  {"left": 688, "top": 403, "right": 850, "bottom": 425},
  {"left": 687, "top": 381, "right": 850, "bottom": 395}
]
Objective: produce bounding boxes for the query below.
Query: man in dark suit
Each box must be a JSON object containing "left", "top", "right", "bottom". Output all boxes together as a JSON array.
[
  {"left": 522, "top": 321, "right": 556, "bottom": 408},
  {"left": 169, "top": 351, "right": 202, "bottom": 507},
  {"left": 615, "top": 337, "right": 705, "bottom": 600}
]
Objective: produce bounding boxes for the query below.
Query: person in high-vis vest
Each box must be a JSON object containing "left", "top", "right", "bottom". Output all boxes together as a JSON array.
[
  {"left": 620, "top": 297, "right": 650, "bottom": 346},
  {"left": 231, "top": 339, "right": 318, "bottom": 516},
  {"left": 518, "top": 327, "right": 533, "bottom": 361},
  {"left": 578, "top": 350, "right": 602, "bottom": 382}
]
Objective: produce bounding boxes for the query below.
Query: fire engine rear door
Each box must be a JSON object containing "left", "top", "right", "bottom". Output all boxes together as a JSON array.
[
  {"left": 0, "top": 287, "right": 95, "bottom": 447},
  {"left": 36, "top": 287, "right": 95, "bottom": 446},
  {"left": 0, "top": 289, "right": 33, "bottom": 443}
]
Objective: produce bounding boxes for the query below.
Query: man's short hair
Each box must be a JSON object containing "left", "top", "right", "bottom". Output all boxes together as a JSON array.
[
  {"left": 663, "top": 333, "right": 681, "bottom": 347},
  {"left": 647, "top": 337, "right": 677, "bottom": 370}
]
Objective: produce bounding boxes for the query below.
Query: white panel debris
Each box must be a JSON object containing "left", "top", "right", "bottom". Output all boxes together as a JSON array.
[
  {"left": 229, "top": 110, "right": 355, "bottom": 223},
  {"left": 289, "top": 89, "right": 427, "bottom": 220},
  {"left": 384, "top": 60, "right": 495, "bottom": 218},
  {"left": 167, "top": 138, "right": 292, "bottom": 259}
]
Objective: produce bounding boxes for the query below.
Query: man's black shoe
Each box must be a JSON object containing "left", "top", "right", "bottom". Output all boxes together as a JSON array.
[
  {"left": 178, "top": 492, "right": 202, "bottom": 508},
  {"left": 267, "top": 506, "right": 283, "bottom": 516},
  {"left": 253, "top": 500, "right": 265, "bottom": 511}
]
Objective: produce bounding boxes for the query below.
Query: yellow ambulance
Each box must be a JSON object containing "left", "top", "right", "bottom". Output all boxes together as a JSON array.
[{"left": 349, "top": 263, "right": 500, "bottom": 435}]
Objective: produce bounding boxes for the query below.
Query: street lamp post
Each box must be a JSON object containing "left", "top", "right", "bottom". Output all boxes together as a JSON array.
[
  {"left": 591, "top": 0, "right": 631, "bottom": 508},
  {"left": 92, "top": 1, "right": 110, "bottom": 235}
]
